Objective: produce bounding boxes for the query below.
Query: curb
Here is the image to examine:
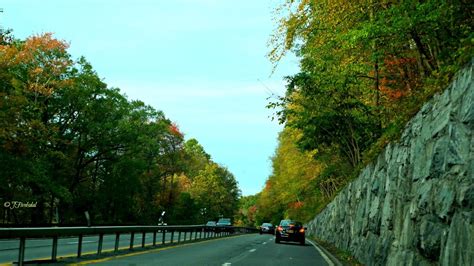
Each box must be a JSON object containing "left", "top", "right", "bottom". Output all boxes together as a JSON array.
[{"left": 307, "top": 238, "right": 343, "bottom": 266}]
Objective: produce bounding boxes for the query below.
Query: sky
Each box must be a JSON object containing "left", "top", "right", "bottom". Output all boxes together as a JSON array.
[{"left": 1, "top": 0, "right": 299, "bottom": 196}]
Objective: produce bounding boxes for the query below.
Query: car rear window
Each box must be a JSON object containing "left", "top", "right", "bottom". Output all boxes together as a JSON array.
[
  {"left": 262, "top": 223, "right": 272, "bottom": 226},
  {"left": 280, "top": 220, "right": 302, "bottom": 226}
]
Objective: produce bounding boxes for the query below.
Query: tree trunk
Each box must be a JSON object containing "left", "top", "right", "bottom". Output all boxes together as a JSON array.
[{"left": 410, "top": 29, "right": 436, "bottom": 74}]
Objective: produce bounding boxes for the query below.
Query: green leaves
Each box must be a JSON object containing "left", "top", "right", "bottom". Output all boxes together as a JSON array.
[
  {"left": 0, "top": 33, "right": 241, "bottom": 226},
  {"left": 259, "top": 0, "right": 473, "bottom": 223}
]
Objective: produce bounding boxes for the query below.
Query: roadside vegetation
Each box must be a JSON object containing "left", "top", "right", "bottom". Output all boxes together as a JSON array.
[
  {"left": 310, "top": 236, "right": 363, "bottom": 266},
  {"left": 0, "top": 32, "right": 240, "bottom": 226},
  {"left": 239, "top": 0, "right": 473, "bottom": 226}
]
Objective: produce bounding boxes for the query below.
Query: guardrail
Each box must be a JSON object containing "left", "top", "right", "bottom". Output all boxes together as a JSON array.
[{"left": 0, "top": 225, "right": 257, "bottom": 265}]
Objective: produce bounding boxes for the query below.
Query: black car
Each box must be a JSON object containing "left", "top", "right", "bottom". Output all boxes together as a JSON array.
[
  {"left": 259, "top": 223, "right": 275, "bottom": 234},
  {"left": 275, "top": 219, "right": 305, "bottom": 245}
]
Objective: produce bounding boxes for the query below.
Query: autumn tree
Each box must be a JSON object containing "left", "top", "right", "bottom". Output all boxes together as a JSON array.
[
  {"left": 1, "top": 32, "right": 241, "bottom": 226},
  {"left": 259, "top": 0, "right": 473, "bottom": 223}
]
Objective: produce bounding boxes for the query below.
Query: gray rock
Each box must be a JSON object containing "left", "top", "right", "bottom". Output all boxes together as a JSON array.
[
  {"left": 457, "top": 184, "right": 474, "bottom": 208},
  {"left": 307, "top": 60, "right": 474, "bottom": 266},
  {"left": 418, "top": 214, "right": 446, "bottom": 261},
  {"left": 433, "top": 182, "right": 455, "bottom": 220}
]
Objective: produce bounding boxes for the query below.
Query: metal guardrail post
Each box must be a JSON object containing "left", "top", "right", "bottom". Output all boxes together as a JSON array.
[
  {"left": 52, "top": 236, "right": 58, "bottom": 261},
  {"left": 129, "top": 232, "right": 135, "bottom": 250},
  {"left": 114, "top": 233, "right": 120, "bottom": 252},
  {"left": 77, "top": 234, "right": 83, "bottom": 257},
  {"left": 98, "top": 233, "right": 104, "bottom": 255},
  {"left": 18, "top": 237, "right": 25, "bottom": 266},
  {"left": 1, "top": 224, "right": 258, "bottom": 264}
]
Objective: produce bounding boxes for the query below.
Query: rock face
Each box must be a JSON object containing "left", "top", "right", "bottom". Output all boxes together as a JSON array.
[{"left": 306, "top": 60, "right": 473, "bottom": 266}]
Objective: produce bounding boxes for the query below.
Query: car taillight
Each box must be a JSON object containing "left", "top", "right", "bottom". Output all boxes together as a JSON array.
[
  {"left": 277, "top": 226, "right": 283, "bottom": 231},
  {"left": 299, "top": 228, "right": 305, "bottom": 233}
]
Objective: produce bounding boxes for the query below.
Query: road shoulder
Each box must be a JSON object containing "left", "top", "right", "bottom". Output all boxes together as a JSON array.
[{"left": 309, "top": 237, "right": 362, "bottom": 266}]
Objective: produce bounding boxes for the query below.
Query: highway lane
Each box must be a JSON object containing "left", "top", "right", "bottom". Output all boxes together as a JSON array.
[
  {"left": 0, "top": 230, "right": 208, "bottom": 264},
  {"left": 84, "top": 234, "right": 331, "bottom": 266}
]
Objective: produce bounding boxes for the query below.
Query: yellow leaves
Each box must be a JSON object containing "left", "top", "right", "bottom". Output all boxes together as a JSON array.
[
  {"left": 31, "top": 67, "right": 43, "bottom": 75},
  {"left": 0, "top": 44, "right": 19, "bottom": 66},
  {"left": 176, "top": 173, "right": 192, "bottom": 191},
  {"left": 25, "top": 33, "right": 69, "bottom": 52},
  {"left": 27, "top": 83, "right": 53, "bottom": 95},
  {"left": 1, "top": 33, "right": 73, "bottom": 96}
]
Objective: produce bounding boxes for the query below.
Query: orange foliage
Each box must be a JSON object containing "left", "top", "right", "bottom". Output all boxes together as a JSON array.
[
  {"left": 264, "top": 180, "right": 272, "bottom": 190},
  {"left": 0, "top": 33, "right": 73, "bottom": 96},
  {"left": 169, "top": 123, "right": 183, "bottom": 138},
  {"left": 288, "top": 201, "right": 304, "bottom": 209},
  {"left": 380, "top": 56, "right": 420, "bottom": 100}
]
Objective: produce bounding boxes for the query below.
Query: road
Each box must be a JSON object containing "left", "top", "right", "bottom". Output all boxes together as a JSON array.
[
  {"left": 78, "top": 234, "right": 332, "bottom": 266},
  {"left": 0, "top": 231, "right": 189, "bottom": 264}
]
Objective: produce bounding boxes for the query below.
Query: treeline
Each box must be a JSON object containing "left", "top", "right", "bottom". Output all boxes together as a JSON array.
[
  {"left": 0, "top": 32, "right": 240, "bottom": 226},
  {"left": 241, "top": 0, "right": 473, "bottom": 225}
]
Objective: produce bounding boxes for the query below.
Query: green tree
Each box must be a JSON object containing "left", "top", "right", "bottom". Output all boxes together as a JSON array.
[{"left": 190, "top": 163, "right": 240, "bottom": 221}]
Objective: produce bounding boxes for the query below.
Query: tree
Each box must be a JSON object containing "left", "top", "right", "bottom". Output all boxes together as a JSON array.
[
  {"left": 1, "top": 32, "right": 241, "bottom": 226},
  {"left": 183, "top": 138, "right": 211, "bottom": 178},
  {"left": 189, "top": 163, "right": 240, "bottom": 220},
  {"left": 260, "top": 0, "right": 473, "bottom": 224}
]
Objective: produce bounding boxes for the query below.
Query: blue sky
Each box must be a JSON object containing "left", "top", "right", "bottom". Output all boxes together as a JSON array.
[{"left": 2, "top": 0, "right": 299, "bottom": 196}]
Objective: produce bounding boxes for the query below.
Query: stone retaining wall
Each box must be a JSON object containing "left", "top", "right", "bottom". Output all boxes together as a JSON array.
[{"left": 307, "top": 60, "right": 473, "bottom": 266}]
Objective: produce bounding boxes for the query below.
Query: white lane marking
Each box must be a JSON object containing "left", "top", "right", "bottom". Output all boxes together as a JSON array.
[
  {"left": 222, "top": 263, "right": 231, "bottom": 266},
  {"left": 249, "top": 248, "right": 256, "bottom": 252},
  {"left": 67, "top": 240, "right": 95, "bottom": 244},
  {"left": 306, "top": 239, "right": 334, "bottom": 266},
  {"left": 262, "top": 242, "right": 267, "bottom": 245}
]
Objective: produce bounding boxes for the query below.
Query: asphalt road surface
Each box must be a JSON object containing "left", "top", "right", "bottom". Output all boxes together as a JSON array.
[
  {"left": 0, "top": 231, "right": 190, "bottom": 264},
  {"left": 79, "top": 234, "right": 332, "bottom": 266}
]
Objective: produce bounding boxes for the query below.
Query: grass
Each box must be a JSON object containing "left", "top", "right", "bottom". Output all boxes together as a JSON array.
[{"left": 309, "top": 236, "right": 363, "bottom": 266}]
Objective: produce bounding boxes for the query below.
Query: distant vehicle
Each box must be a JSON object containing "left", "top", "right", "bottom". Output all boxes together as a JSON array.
[
  {"left": 216, "top": 218, "right": 231, "bottom": 226},
  {"left": 275, "top": 219, "right": 305, "bottom": 245},
  {"left": 206, "top": 221, "right": 217, "bottom": 226},
  {"left": 216, "top": 218, "right": 233, "bottom": 233},
  {"left": 259, "top": 223, "right": 274, "bottom": 235},
  {"left": 205, "top": 221, "right": 217, "bottom": 232}
]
